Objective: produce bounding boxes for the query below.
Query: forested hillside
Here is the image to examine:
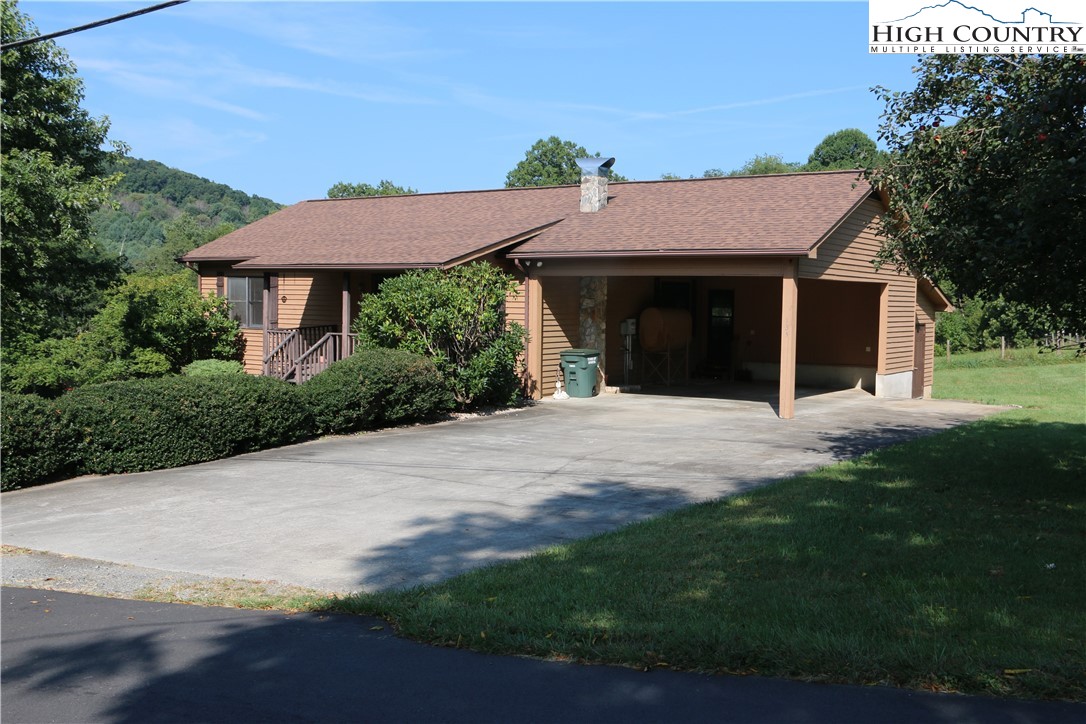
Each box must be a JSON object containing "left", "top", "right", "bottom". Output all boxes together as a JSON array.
[{"left": 91, "top": 157, "right": 282, "bottom": 272}]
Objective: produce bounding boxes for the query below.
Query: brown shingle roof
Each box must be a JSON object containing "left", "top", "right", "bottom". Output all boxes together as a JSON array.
[
  {"left": 181, "top": 170, "right": 874, "bottom": 268},
  {"left": 514, "top": 170, "right": 873, "bottom": 258}
]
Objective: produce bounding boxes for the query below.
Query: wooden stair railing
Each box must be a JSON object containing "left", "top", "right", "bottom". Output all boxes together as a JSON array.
[
  {"left": 291, "top": 332, "right": 359, "bottom": 384},
  {"left": 263, "top": 325, "right": 337, "bottom": 380}
]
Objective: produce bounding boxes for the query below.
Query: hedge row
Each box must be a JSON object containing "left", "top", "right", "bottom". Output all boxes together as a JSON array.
[{"left": 1, "top": 348, "right": 452, "bottom": 491}]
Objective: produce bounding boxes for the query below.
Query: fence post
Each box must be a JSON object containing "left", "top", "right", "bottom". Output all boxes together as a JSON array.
[
  {"left": 1001, "top": 336, "right": 1006, "bottom": 360},
  {"left": 946, "top": 340, "right": 951, "bottom": 364}
]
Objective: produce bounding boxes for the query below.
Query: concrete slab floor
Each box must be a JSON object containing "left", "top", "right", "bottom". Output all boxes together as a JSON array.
[{"left": 1, "top": 388, "right": 1003, "bottom": 594}]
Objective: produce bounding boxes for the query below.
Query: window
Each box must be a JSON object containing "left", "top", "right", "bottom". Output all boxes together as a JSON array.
[{"left": 226, "top": 276, "right": 264, "bottom": 328}]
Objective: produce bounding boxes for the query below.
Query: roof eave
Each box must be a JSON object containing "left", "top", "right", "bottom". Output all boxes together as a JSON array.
[
  {"left": 506, "top": 247, "right": 812, "bottom": 260},
  {"left": 231, "top": 261, "right": 443, "bottom": 271},
  {"left": 919, "top": 277, "right": 954, "bottom": 312}
]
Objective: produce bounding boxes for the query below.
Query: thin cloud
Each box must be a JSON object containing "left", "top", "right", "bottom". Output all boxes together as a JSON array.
[
  {"left": 78, "top": 58, "right": 268, "bottom": 121},
  {"left": 77, "top": 46, "right": 437, "bottom": 121},
  {"left": 628, "top": 86, "right": 874, "bottom": 121},
  {"left": 184, "top": 2, "right": 449, "bottom": 64},
  {"left": 117, "top": 117, "right": 268, "bottom": 168}
]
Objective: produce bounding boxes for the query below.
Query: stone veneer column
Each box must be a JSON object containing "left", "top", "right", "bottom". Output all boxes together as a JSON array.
[{"left": 579, "top": 276, "right": 607, "bottom": 383}]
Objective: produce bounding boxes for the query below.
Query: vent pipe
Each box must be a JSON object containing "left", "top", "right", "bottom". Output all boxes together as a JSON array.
[{"left": 576, "top": 156, "right": 615, "bottom": 213}]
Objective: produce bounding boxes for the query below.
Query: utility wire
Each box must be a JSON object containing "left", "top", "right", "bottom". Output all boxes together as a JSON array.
[{"left": 1, "top": 0, "right": 189, "bottom": 51}]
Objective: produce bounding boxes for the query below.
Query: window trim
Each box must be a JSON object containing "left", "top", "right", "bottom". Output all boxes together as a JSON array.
[{"left": 226, "top": 275, "right": 264, "bottom": 329}]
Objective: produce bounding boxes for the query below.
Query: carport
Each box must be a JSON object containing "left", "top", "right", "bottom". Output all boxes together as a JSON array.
[
  {"left": 511, "top": 171, "right": 949, "bottom": 418},
  {"left": 524, "top": 266, "right": 882, "bottom": 418}
]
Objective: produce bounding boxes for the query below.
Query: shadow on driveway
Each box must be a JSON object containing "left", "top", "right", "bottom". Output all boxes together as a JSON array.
[{"left": 4, "top": 588, "right": 1081, "bottom": 724}]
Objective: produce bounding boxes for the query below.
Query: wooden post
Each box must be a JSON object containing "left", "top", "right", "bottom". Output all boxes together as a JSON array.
[
  {"left": 341, "top": 272, "right": 351, "bottom": 360},
  {"left": 262, "top": 274, "right": 271, "bottom": 376},
  {"left": 1001, "top": 335, "right": 1006, "bottom": 360},
  {"left": 526, "top": 276, "right": 543, "bottom": 399},
  {"left": 779, "top": 267, "right": 799, "bottom": 420},
  {"left": 946, "top": 340, "right": 951, "bottom": 364}
]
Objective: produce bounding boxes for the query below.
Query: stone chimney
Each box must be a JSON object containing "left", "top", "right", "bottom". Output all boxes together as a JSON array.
[{"left": 575, "top": 157, "right": 615, "bottom": 212}]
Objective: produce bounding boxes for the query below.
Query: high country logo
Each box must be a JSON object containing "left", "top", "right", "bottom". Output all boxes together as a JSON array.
[{"left": 869, "top": 0, "right": 1086, "bottom": 53}]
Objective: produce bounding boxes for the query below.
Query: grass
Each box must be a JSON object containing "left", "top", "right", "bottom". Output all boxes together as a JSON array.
[
  {"left": 132, "top": 579, "right": 336, "bottom": 611},
  {"left": 330, "top": 351, "right": 1085, "bottom": 701}
]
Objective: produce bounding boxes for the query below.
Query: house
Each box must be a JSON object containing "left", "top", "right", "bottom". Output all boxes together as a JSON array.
[{"left": 180, "top": 163, "right": 950, "bottom": 419}]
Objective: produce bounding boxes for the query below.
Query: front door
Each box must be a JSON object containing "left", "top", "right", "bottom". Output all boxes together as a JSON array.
[{"left": 707, "top": 289, "right": 734, "bottom": 377}]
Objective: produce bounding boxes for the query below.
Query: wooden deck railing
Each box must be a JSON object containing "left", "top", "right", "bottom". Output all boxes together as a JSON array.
[
  {"left": 263, "top": 326, "right": 337, "bottom": 379},
  {"left": 291, "top": 332, "right": 358, "bottom": 384}
]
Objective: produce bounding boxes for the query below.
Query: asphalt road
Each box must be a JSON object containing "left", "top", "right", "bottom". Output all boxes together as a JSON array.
[{"left": 3, "top": 587, "right": 1082, "bottom": 724}]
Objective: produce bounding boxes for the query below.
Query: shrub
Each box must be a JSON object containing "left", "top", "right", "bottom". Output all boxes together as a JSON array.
[
  {"left": 352, "top": 262, "right": 527, "bottom": 409},
  {"left": 182, "top": 359, "right": 246, "bottom": 377},
  {"left": 59, "top": 375, "right": 311, "bottom": 475},
  {"left": 2, "top": 272, "right": 243, "bottom": 397},
  {"left": 300, "top": 347, "right": 452, "bottom": 435},
  {"left": 0, "top": 393, "right": 79, "bottom": 490}
]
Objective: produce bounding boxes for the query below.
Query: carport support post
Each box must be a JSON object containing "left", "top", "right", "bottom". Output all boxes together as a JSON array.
[
  {"left": 779, "top": 265, "right": 798, "bottom": 419},
  {"left": 527, "top": 276, "right": 544, "bottom": 399}
]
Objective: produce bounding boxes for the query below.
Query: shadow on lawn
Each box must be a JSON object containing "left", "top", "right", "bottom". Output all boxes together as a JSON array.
[
  {"left": 809, "top": 421, "right": 963, "bottom": 462},
  {"left": 5, "top": 588, "right": 1083, "bottom": 724}
]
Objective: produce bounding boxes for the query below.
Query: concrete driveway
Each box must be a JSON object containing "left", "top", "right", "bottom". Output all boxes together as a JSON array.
[{"left": 1, "top": 388, "right": 1000, "bottom": 594}]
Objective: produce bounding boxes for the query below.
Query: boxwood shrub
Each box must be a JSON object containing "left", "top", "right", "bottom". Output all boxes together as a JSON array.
[
  {"left": 2, "top": 348, "right": 454, "bottom": 489},
  {"left": 300, "top": 347, "right": 453, "bottom": 435},
  {"left": 59, "top": 375, "right": 312, "bottom": 476},
  {"left": 1, "top": 394, "right": 79, "bottom": 490}
]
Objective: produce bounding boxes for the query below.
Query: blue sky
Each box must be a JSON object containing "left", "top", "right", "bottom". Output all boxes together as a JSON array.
[{"left": 23, "top": 1, "right": 921, "bottom": 204}]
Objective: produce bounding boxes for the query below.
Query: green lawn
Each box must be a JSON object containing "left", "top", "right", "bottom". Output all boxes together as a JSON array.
[{"left": 335, "top": 352, "right": 1085, "bottom": 701}]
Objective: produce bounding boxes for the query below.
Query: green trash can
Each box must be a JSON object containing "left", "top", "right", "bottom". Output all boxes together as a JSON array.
[{"left": 560, "top": 348, "right": 600, "bottom": 398}]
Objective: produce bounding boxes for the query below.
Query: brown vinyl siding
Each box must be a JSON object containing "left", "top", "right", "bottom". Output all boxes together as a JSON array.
[
  {"left": 278, "top": 272, "right": 342, "bottom": 328},
  {"left": 540, "top": 277, "right": 580, "bottom": 395},
  {"left": 505, "top": 279, "right": 527, "bottom": 331},
  {"left": 917, "top": 292, "right": 939, "bottom": 390},
  {"left": 505, "top": 278, "right": 530, "bottom": 392},
  {"left": 199, "top": 272, "right": 216, "bottom": 297},
  {"left": 800, "top": 198, "right": 917, "bottom": 375},
  {"left": 239, "top": 329, "right": 264, "bottom": 374},
  {"left": 882, "top": 282, "right": 917, "bottom": 374}
]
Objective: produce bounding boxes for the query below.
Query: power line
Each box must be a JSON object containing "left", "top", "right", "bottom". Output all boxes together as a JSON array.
[{"left": 1, "top": 0, "right": 189, "bottom": 51}]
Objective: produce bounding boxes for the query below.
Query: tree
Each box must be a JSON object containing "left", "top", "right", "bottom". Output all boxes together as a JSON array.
[
  {"left": 806, "top": 128, "right": 881, "bottom": 171},
  {"left": 867, "top": 54, "right": 1086, "bottom": 331},
  {"left": 728, "top": 154, "right": 802, "bottom": 176},
  {"left": 505, "top": 136, "right": 629, "bottom": 187},
  {"left": 1, "top": 1, "right": 126, "bottom": 349},
  {"left": 936, "top": 294, "right": 1052, "bottom": 352},
  {"left": 137, "top": 216, "right": 236, "bottom": 275},
  {"left": 326, "top": 180, "right": 417, "bottom": 198},
  {"left": 353, "top": 262, "right": 526, "bottom": 408},
  {"left": 3, "top": 273, "right": 242, "bottom": 396}
]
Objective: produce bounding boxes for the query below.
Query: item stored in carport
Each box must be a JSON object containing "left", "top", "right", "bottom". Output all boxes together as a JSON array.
[{"left": 559, "top": 349, "right": 600, "bottom": 398}]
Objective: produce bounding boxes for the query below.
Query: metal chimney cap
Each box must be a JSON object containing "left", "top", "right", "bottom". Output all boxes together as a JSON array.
[{"left": 575, "top": 157, "right": 616, "bottom": 177}]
